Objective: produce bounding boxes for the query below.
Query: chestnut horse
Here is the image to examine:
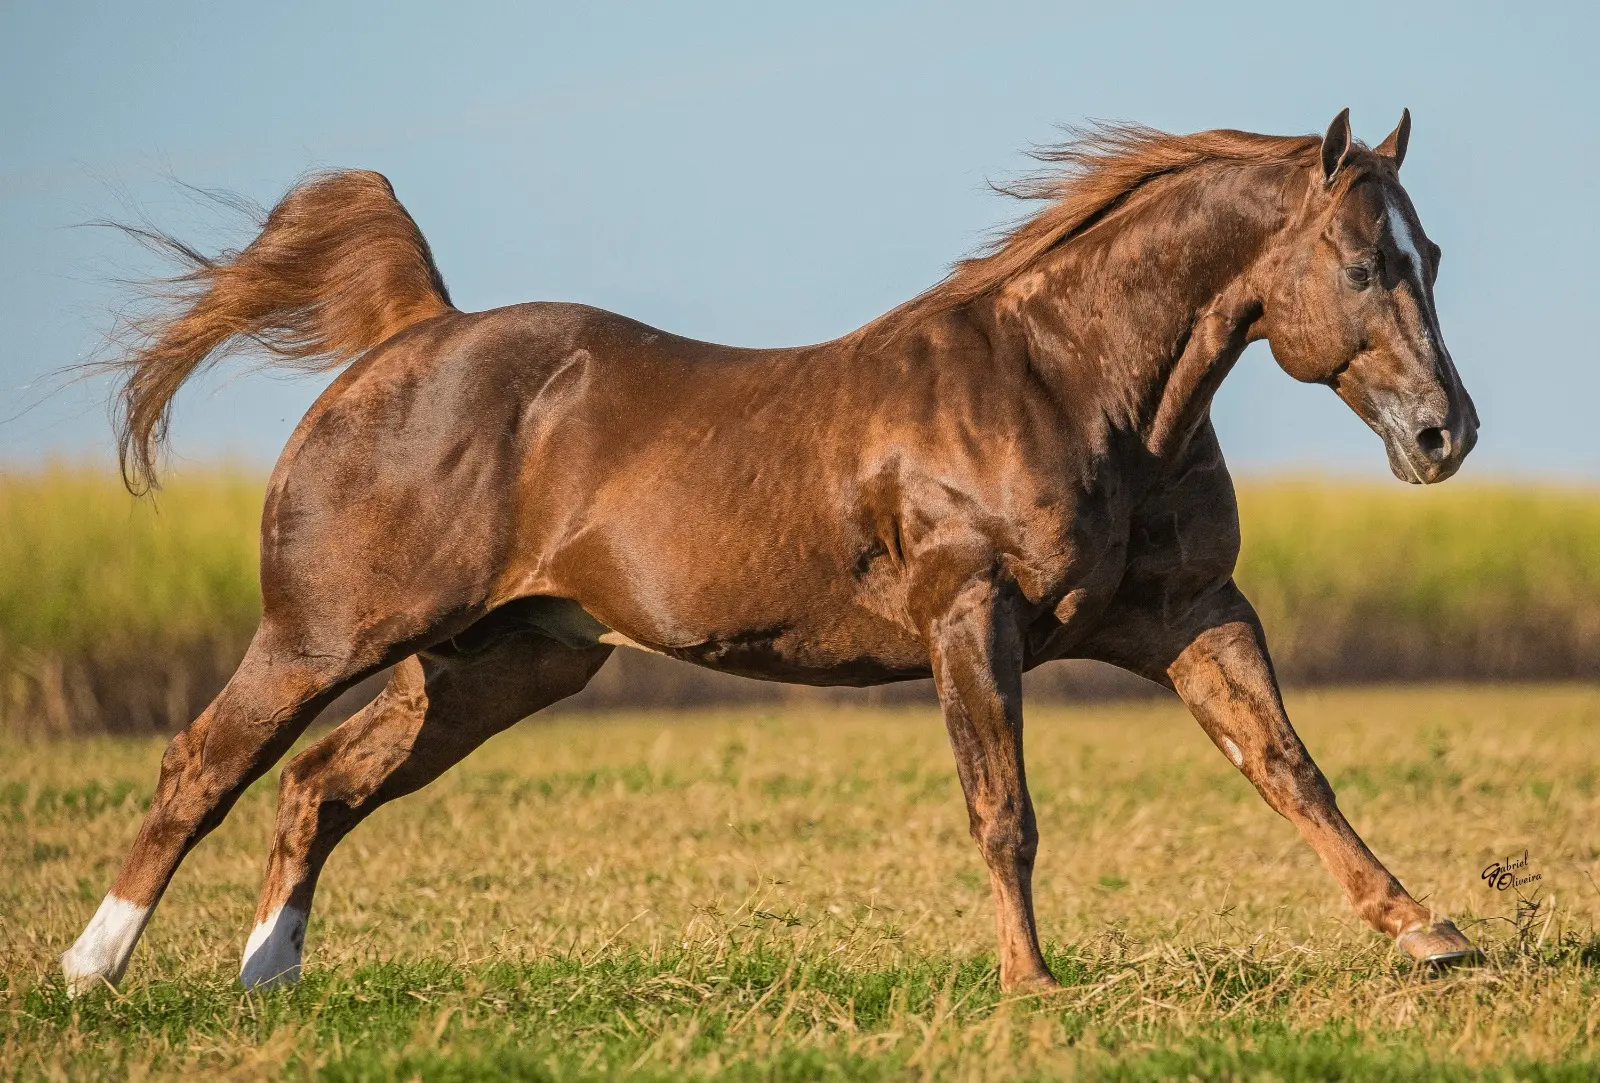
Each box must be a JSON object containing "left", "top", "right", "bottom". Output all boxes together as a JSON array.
[{"left": 63, "top": 109, "right": 1480, "bottom": 994}]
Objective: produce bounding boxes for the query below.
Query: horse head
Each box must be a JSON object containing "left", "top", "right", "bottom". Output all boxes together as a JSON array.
[{"left": 1259, "top": 109, "right": 1478, "bottom": 484}]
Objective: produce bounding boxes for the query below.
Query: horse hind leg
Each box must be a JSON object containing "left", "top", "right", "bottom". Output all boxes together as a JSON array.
[
  {"left": 60, "top": 624, "right": 375, "bottom": 996},
  {"left": 239, "top": 632, "right": 611, "bottom": 989}
]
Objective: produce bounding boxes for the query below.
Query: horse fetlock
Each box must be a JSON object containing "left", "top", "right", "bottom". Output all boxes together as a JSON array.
[
  {"left": 239, "top": 904, "right": 309, "bottom": 990},
  {"left": 1000, "top": 964, "right": 1062, "bottom": 994},
  {"left": 995, "top": 927, "right": 1057, "bottom": 991},
  {"left": 1339, "top": 882, "right": 1428, "bottom": 938}
]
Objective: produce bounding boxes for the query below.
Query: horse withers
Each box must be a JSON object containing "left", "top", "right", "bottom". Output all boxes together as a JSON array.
[{"left": 62, "top": 108, "right": 1480, "bottom": 994}]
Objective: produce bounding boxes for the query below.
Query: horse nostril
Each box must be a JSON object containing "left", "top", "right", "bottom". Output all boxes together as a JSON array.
[{"left": 1417, "top": 426, "right": 1450, "bottom": 461}]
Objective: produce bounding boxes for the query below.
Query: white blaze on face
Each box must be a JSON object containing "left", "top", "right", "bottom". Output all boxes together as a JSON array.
[
  {"left": 61, "top": 895, "right": 152, "bottom": 996},
  {"left": 239, "top": 904, "right": 309, "bottom": 990},
  {"left": 1222, "top": 737, "right": 1244, "bottom": 768},
  {"left": 1385, "top": 190, "right": 1456, "bottom": 384},
  {"left": 1385, "top": 196, "right": 1431, "bottom": 297}
]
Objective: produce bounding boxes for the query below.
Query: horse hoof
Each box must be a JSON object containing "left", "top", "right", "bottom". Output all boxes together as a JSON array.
[
  {"left": 60, "top": 962, "right": 115, "bottom": 999},
  {"left": 1396, "top": 919, "right": 1483, "bottom": 969}
]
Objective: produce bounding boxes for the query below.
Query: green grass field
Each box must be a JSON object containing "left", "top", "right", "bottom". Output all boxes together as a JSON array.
[
  {"left": 5, "top": 688, "right": 1599, "bottom": 1079},
  {"left": 0, "top": 467, "right": 261, "bottom": 734}
]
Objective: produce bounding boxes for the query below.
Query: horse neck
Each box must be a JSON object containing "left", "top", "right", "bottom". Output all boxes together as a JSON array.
[{"left": 986, "top": 164, "right": 1306, "bottom": 465}]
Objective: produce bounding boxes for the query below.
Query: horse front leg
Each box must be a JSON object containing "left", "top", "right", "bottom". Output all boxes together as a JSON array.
[
  {"left": 927, "top": 576, "right": 1057, "bottom": 991},
  {"left": 1157, "top": 584, "right": 1480, "bottom": 965}
]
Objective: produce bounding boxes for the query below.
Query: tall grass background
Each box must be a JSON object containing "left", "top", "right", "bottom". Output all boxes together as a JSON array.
[{"left": 3, "top": 466, "right": 1598, "bottom": 735}]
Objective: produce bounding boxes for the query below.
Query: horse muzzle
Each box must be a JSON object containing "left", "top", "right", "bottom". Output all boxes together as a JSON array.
[{"left": 1381, "top": 398, "right": 1478, "bottom": 485}]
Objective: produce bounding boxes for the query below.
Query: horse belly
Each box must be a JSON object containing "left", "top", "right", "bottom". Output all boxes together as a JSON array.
[
  {"left": 668, "top": 601, "right": 932, "bottom": 686},
  {"left": 532, "top": 531, "right": 930, "bottom": 686}
]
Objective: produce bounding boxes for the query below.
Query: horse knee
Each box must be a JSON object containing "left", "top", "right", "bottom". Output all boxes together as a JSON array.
[
  {"left": 971, "top": 802, "right": 1038, "bottom": 870},
  {"left": 1256, "top": 743, "right": 1336, "bottom": 815}
]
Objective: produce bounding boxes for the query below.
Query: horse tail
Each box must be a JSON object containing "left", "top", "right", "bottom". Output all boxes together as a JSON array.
[{"left": 104, "top": 170, "right": 455, "bottom": 494}]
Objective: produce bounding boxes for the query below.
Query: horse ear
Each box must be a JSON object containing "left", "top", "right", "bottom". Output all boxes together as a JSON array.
[
  {"left": 1375, "top": 108, "right": 1411, "bottom": 169},
  {"left": 1320, "top": 108, "right": 1353, "bottom": 185}
]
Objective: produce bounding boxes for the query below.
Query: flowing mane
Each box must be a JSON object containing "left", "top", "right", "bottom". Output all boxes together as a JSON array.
[{"left": 872, "top": 124, "right": 1323, "bottom": 337}]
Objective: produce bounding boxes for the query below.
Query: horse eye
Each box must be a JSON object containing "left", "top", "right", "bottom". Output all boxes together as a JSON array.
[{"left": 1345, "top": 264, "right": 1371, "bottom": 289}]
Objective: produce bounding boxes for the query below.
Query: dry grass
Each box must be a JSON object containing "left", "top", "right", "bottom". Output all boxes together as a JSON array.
[{"left": 4, "top": 686, "right": 1599, "bottom": 1079}]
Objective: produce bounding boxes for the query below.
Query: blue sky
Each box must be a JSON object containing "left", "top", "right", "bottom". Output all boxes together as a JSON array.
[{"left": 2, "top": 1, "right": 1595, "bottom": 478}]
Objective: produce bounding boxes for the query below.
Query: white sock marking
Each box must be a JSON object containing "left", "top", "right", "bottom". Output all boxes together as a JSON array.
[
  {"left": 62, "top": 895, "right": 151, "bottom": 996},
  {"left": 239, "top": 905, "right": 308, "bottom": 990}
]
